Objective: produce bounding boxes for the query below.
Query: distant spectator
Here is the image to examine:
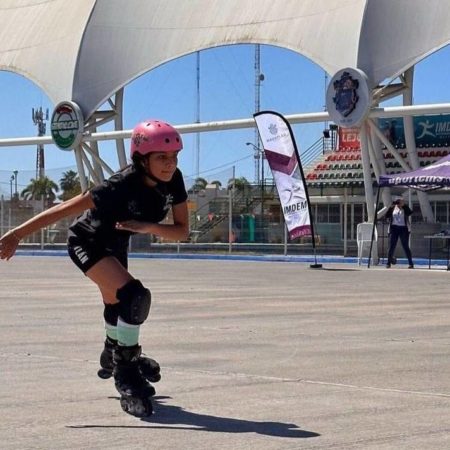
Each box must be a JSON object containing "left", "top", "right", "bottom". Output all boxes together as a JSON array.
[{"left": 378, "top": 196, "right": 414, "bottom": 268}]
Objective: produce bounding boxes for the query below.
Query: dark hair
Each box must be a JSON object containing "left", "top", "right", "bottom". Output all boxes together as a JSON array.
[{"left": 131, "top": 152, "right": 149, "bottom": 174}]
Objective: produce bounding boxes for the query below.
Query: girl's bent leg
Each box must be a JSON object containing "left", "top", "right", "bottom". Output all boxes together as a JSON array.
[
  {"left": 86, "top": 256, "right": 134, "bottom": 303},
  {"left": 87, "top": 256, "right": 140, "bottom": 346}
]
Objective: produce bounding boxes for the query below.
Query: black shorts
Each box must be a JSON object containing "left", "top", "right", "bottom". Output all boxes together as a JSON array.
[{"left": 67, "top": 235, "right": 128, "bottom": 274}]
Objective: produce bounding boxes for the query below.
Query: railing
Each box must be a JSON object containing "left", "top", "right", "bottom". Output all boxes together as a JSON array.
[
  {"left": 300, "top": 136, "right": 328, "bottom": 168},
  {"left": 190, "top": 188, "right": 261, "bottom": 240}
]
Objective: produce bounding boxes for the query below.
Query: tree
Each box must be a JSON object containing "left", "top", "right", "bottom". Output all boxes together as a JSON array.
[
  {"left": 210, "top": 180, "right": 222, "bottom": 188},
  {"left": 228, "top": 176, "right": 250, "bottom": 191},
  {"left": 59, "top": 170, "right": 81, "bottom": 201},
  {"left": 191, "top": 177, "right": 208, "bottom": 192},
  {"left": 21, "top": 176, "right": 59, "bottom": 206}
]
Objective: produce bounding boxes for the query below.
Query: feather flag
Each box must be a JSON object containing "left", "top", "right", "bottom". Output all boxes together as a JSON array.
[{"left": 254, "top": 111, "right": 315, "bottom": 242}]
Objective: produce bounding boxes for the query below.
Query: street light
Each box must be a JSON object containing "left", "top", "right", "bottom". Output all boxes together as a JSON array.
[
  {"left": 13, "top": 170, "right": 18, "bottom": 197},
  {"left": 10, "top": 174, "right": 14, "bottom": 200},
  {"left": 246, "top": 141, "right": 264, "bottom": 183},
  {"left": 10, "top": 171, "right": 18, "bottom": 201},
  {"left": 246, "top": 142, "right": 265, "bottom": 241}
]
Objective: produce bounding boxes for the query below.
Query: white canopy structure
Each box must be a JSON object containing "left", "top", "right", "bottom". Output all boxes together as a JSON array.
[
  {"left": 0, "top": 0, "right": 449, "bottom": 219},
  {"left": 1, "top": 0, "right": 449, "bottom": 118}
]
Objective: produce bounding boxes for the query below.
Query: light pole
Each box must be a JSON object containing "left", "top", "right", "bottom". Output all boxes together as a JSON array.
[
  {"left": 246, "top": 142, "right": 265, "bottom": 240},
  {"left": 13, "top": 170, "right": 18, "bottom": 198}
]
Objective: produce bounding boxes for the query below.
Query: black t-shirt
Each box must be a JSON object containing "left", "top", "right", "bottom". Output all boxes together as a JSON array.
[{"left": 69, "top": 165, "right": 187, "bottom": 249}]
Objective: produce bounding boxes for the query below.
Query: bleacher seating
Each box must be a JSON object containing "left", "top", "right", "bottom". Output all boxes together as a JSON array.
[{"left": 305, "top": 139, "right": 450, "bottom": 188}]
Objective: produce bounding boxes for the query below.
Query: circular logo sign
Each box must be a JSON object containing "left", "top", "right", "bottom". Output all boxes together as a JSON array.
[
  {"left": 51, "top": 101, "right": 84, "bottom": 150},
  {"left": 326, "top": 67, "right": 372, "bottom": 128}
]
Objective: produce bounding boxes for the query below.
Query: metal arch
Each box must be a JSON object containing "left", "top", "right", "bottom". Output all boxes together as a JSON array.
[{"left": 74, "top": 88, "right": 127, "bottom": 191}]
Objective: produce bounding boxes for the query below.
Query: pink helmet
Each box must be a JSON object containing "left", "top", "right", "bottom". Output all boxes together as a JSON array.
[{"left": 130, "top": 119, "right": 183, "bottom": 157}]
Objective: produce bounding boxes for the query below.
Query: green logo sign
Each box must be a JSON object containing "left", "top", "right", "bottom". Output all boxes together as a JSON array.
[{"left": 51, "top": 101, "right": 84, "bottom": 150}]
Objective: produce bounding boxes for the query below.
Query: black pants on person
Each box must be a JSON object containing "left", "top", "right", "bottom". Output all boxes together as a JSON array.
[{"left": 387, "top": 225, "right": 413, "bottom": 266}]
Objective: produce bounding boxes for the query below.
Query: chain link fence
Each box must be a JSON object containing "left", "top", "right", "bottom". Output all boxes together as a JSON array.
[{"left": 3, "top": 166, "right": 449, "bottom": 259}]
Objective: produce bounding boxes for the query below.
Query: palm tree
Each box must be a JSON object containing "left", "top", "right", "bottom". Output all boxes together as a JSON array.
[
  {"left": 59, "top": 170, "right": 81, "bottom": 201},
  {"left": 228, "top": 176, "right": 250, "bottom": 192},
  {"left": 21, "top": 176, "right": 59, "bottom": 207},
  {"left": 191, "top": 177, "right": 208, "bottom": 192},
  {"left": 210, "top": 180, "right": 222, "bottom": 188}
]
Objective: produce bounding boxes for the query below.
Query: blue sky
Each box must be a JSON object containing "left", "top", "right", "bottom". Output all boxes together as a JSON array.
[{"left": 0, "top": 43, "right": 449, "bottom": 197}]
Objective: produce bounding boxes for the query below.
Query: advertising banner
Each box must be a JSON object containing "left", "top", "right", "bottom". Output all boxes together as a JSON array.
[
  {"left": 378, "top": 114, "right": 450, "bottom": 148},
  {"left": 338, "top": 127, "right": 361, "bottom": 150},
  {"left": 335, "top": 114, "right": 450, "bottom": 151},
  {"left": 253, "top": 111, "right": 313, "bottom": 241}
]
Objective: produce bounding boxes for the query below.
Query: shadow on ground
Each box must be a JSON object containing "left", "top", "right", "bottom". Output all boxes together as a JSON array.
[
  {"left": 68, "top": 396, "right": 320, "bottom": 439},
  {"left": 321, "top": 267, "right": 360, "bottom": 272}
]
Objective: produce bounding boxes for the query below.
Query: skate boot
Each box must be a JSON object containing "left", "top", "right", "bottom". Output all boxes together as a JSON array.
[
  {"left": 113, "top": 344, "right": 155, "bottom": 417},
  {"left": 97, "top": 337, "right": 161, "bottom": 382}
]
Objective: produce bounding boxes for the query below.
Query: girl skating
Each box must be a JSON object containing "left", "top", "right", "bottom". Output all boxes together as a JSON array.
[{"left": 0, "top": 119, "right": 189, "bottom": 416}]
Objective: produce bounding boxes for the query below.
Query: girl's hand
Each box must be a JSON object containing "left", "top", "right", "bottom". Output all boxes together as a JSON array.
[
  {"left": 0, "top": 230, "right": 21, "bottom": 261},
  {"left": 115, "top": 220, "right": 151, "bottom": 234}
]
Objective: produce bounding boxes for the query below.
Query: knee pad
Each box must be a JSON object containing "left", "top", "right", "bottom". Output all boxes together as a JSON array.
[
  {"left": 103, "top": 303, "right": 120, "bottom": 326},
  {"left": 116, "top": 279, "right": 151, "bottom": 325}
]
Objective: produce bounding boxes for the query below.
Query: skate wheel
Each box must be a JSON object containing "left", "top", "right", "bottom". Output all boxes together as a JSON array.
[
  {"left": 115, "top": 383, "right": 156, "bottom": 398},
  {"left": 120, "top": 395, "right": 153, "bottom": 417},
  {"left": 139, "top": 357, "right": 161, "bottom": 383},
  {"left": 147, "top": 373, "right": 161, "bottom": 383},
  {"left": 97, "top": 368, "right": 113, "bottom": 379},
  {"left": 145, "top": 384, "right": 156, "bottom": 397}
]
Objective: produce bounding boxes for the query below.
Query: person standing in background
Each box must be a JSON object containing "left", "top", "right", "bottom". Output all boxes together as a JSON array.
[{"left": 378, "top": 196, "right": 414, "bottom": 269}]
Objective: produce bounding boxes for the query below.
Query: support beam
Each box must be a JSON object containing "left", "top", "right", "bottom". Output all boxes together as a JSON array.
[
  {"left": 80, "top": 150, "right": 102, "bottom": 185},
  {"left": 367, "top": 119, "right": 411, "bottom": 172},
  {"left": 74, "top": 146, "right": 88, "bottom": 192},
  {"left": 402, "top": 69, "right": 434, "bottom": 223},
  {"left": 85, "top": 140, "right": 104, "bottom": 181},
  {"left": 113, "top": 88, "right": 127, "bottom": 168},
  {"left": 359, "top": 123, "right": 375, "bottom": 222},
  {"left": 82, "top": 143, "right": 115, "bottom": 176},
  {"left": 368, "top": 125, "right": 392, "bottom": 207},
  {"left": 1, "top": 102, "right": 450, "bottom": 148},
  {"left": 372, "top": 81, "right": 407, "bottom": 104}
]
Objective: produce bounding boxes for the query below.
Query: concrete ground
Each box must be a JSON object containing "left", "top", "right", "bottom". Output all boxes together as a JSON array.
[{"left": 1, "top": 255, "right": 449, "bottom": 450}]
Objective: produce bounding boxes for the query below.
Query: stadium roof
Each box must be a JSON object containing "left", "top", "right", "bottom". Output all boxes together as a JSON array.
[{"left": 0, "top": 0, "right": 449, "bottom": 119}]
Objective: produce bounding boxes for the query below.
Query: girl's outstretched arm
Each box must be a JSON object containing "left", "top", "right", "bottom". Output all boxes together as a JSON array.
[{"left": 0, "top": 192, "right": 94, "bottom": 261}]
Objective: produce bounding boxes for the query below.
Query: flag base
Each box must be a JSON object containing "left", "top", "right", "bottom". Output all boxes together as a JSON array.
[{"left": 309, "top": 263, "right": 323, "bottom": 269}]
